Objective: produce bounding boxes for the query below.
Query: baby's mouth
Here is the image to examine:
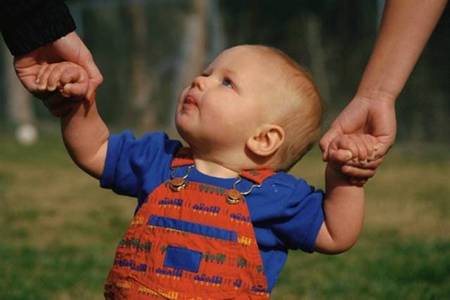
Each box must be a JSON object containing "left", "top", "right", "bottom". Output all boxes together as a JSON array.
[{"left": 183, "top": 95, "right": 198, "bottom": 106}]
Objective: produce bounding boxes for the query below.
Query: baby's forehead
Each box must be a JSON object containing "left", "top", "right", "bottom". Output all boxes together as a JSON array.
[
  {"left": 215, "top": 47, "right": 286, "bottom": 85},
  {"left": 216, "top": 46, "right": 281, "bottom": 70}
]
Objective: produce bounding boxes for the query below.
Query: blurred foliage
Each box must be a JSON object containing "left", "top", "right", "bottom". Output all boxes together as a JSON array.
[{"left": 0, "top": 0, "right": 449, "bottom": 142}]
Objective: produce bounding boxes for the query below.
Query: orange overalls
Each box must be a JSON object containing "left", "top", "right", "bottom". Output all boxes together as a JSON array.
[{"left": 104, "top": 148, "right": 273, "bottom": 299}]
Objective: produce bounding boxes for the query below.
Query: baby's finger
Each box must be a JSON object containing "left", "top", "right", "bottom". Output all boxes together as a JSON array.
[
  {"left": 37, "top": 64, "right": 57, "bottom": 91},
  {"left": 328, "top": 148, "right": 353, "bottom": 164},
  {"left": 348, "top": 135, "right": 367, "bottom": 162},
  {"left": 361, "top": 134, "right": 376, "bottom": 159},
  {"left": 320, "top": 129, "right": 340, "bottom": 161},
  {"left": 335, "top": 136, "right": 358, "bottom": 159},
  {"left": 345, "top": 156, "right": 384, "bottom": 169},
  {"left": 341, "top": 165, "right": 376, "bottom": 179},
  {"left": 47, "top": 64, "right": 68, "bottom": 92},
  {"left": 36, "top": 63, "right": 49, "bottom": 85},
  {"left": 60, "top": 66, "right": 85, "bottom": 85},
  {"left": 355, "top": 134, "right": 375, "bottom": 161}
]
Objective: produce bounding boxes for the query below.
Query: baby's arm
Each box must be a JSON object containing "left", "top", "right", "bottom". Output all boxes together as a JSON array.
[
  {"left": 314, "top": 134, "right": 377, "bottom": 254},
  {"left": 38, "top": 62, "right": 109, "bottom": 179}
]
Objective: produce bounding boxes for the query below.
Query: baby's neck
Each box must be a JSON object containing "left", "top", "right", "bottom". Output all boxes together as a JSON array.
[{"left": 193, "top": 157, "right": 239, "bottom": 178}]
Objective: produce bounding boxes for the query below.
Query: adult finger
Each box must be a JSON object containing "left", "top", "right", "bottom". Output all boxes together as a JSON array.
[
  {"left": 78, "top": 58, "right": 103, "bottom": 102},
  {"left": 373, "top": 140, "right": 392, "bottom": 160},
  {"left": 319, "top": 127, "right": 341, "bottom": 161},
  {"left": 62, "top": 83, "right": 88, "bottom": 99},
  {"left": 341, "top": 165, "right": 376, "bottom": 179}
]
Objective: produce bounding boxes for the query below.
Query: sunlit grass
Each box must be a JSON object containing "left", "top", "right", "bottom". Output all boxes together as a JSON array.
[{"left": 0, "top": 133, "right": 449, "bottom": 299}]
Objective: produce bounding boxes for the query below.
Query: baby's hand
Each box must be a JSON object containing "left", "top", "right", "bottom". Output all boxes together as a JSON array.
[
  {"left": 36, "top": 62, "right": 89, "bottom": 117},
  {"left": 327, "top": 134, "right": 383, "bottom": 186}
]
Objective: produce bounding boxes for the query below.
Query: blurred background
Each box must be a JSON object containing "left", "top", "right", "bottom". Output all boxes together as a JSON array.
[{"left": 0, "top": 0, "right": 449, "bottom": 299}]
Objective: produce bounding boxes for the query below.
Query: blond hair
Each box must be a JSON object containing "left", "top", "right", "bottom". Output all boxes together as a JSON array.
[{"left": 251, "top": 46, "right": 323, "bottom": 171}]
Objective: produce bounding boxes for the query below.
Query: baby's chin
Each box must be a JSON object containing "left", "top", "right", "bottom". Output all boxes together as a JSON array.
[{"left": 175, "top": 121, "right": 194, "bottom": 145}]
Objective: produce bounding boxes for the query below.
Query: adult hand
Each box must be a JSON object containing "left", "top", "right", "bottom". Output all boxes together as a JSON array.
[
  {"left": 320, "top": 95, "right": 397, "bottom": 167},
  {"left": 13, "top": 31, "right": 102, "bottom": 102}
]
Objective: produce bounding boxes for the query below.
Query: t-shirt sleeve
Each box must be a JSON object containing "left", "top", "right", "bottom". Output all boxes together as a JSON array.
[
  {"left": 100, "top": 130, "right": 182, "bottom": 198},
  {"left": 270, "top": 178, "right": 324, "bottom": 253}
]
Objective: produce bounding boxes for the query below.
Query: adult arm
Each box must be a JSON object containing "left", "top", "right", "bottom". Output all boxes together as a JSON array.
[
  {"left": 0, "top": 0, "right": 75, "bottom": 56},
  {"left": 1, "top": 0, "right": 102, "bottom": 101},
  {"left": 320, "top": 0, "right": 447, "bottom": 162}
]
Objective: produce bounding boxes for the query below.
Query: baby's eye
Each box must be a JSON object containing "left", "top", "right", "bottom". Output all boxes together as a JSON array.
[{"left": 222, "top": 77, "right": 233, "bottom": 88}]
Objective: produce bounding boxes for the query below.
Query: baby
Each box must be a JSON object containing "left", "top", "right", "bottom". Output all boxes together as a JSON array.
[{"left": 37, "top": 45, "right": 378, "bottom": 299}]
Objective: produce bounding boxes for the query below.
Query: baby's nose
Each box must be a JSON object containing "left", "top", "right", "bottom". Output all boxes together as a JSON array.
[{"left": 191, "top": 76, "right": 206, "bottom": 90}]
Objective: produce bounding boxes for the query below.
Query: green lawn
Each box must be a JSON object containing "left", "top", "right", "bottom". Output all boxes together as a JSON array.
[{"left": 0, "top": 134, "right": 449, "bottom": 299}]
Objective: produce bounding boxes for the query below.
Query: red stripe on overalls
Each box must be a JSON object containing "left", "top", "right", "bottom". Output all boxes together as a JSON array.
[{"left": 105, "top": 148, "right": 273, "bottom": 299}]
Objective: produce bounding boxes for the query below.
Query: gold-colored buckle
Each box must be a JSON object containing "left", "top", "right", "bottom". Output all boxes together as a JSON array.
[
  {"left": 168, "top": 165, "right": 194, "bottom": 192},
  {"left": 225, "top": 177, "right": 261, "bottom": 205},
  {"left": 169, "top": 177, "right": 187, "bottom": 191},
  {"left": 225, "top": 189, "right": 243, "bottom": 204}
]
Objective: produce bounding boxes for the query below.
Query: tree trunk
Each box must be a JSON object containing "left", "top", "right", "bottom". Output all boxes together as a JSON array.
[
  {"left": 304, "top": 13, "right": 331, "bottom": 105},
  {"left": 170, "top": 0, "right": 208, "bottom": 128},
  {"left": 3, "top": 47, "right": 38, "bottom": 145},
  {"left": 127, "top": 2, "right": 154, "bottom": 129}
]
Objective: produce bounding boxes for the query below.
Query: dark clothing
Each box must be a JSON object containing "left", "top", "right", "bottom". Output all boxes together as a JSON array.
[{"left": 0, "top": 0, "right": 75, "bottom": 56}]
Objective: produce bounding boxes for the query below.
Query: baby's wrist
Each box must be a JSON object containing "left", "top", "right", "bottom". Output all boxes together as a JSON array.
[
  {"left": 326, "top": 163, "right": 351, "bottom": 185},
  {"left": 326, "top": 163, "right": 369, "bottom": 187}
]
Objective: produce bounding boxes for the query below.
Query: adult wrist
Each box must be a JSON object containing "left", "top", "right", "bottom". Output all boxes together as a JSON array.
[{"left": 354, "top": 87, "right": 397, "bottom": 105}]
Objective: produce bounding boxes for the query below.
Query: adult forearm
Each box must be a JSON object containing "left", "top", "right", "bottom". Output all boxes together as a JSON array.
[
  {"left": 356, "top": 0, "right": 447, "bottom": 103},
  {"left": 61, "top": 102, "right": 109, "bottom": 179}
]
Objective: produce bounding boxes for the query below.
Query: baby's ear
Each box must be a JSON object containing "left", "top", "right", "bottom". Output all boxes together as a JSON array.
[{"left": 246, "top": 124, "right": 285, "bottom": 158}]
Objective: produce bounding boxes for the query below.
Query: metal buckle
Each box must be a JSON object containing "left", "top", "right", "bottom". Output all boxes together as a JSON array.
[
  {"left": 169, "top": 165, "right": 193, "bottom": 192},
  {"left": 225, "top": 177, "right": 261, "bottom": 205}
]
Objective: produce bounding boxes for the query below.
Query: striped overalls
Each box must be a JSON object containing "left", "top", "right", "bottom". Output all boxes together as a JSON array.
[{"left": 105, "top": 148, "right": 273, "bottom": 299}]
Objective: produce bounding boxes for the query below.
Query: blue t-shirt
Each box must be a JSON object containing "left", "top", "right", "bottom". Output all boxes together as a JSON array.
[{"left": 100, "top": 131, "right": 324, "bottom": 291}]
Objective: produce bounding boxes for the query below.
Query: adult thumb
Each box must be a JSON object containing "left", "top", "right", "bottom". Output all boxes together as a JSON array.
[
  {"left": 80, "top": 59, "right": 103, "bottom": 102},
  {"left": 373, "top": 140, "right": 391, "bottom": 160},
  {"left": 319, "top": 128, "right": 340, "bottom": 161}
]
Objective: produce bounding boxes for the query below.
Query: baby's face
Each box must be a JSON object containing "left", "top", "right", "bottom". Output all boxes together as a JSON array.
[{"left": 175, "top": 46, "right": 279, "bottom": 150}]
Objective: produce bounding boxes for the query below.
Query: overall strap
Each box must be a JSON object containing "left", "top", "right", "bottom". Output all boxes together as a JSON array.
[
  {"left": 171, "top": 147, "right": 194, "bottom": 168},
  {"left": 171, "top": 147, "right": 275, "bottom": 184}
]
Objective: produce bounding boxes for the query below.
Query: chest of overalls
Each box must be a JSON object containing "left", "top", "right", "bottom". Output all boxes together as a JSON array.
[{"left": 105, "top": 149, "right": 273, "bottom": 299}]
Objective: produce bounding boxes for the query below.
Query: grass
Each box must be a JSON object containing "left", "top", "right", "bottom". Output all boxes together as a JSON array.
[{"left": 0, "top": 133, "right": 449, "bottom": 299}]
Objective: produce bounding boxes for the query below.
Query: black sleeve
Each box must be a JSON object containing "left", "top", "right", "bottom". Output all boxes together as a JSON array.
[{"left": 0, "top": 0, "right": 76, "bottom": 56}]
